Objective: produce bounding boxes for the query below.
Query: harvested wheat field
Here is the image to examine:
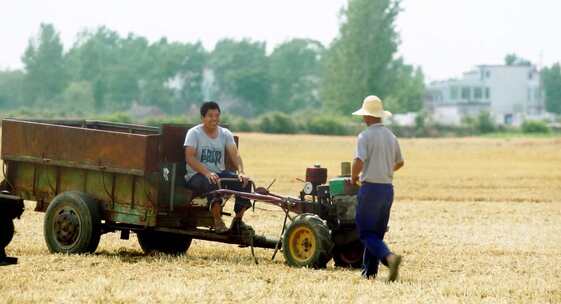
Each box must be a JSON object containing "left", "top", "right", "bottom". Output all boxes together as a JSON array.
[{"left": 1, "top": 131, "right": 561, "bottom": 303}]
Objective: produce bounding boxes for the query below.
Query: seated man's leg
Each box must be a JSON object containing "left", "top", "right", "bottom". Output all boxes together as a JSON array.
[
  {"left": 186, "top": 173, "right": 227, "bottom": 233},
  {"left": 217, "top": 171, "right": 253, "bottom": 232}
]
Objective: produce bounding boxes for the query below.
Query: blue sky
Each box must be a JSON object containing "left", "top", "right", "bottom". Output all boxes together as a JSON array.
[{"left": 1, "top": 0, "right": 559, "bottom": 81}]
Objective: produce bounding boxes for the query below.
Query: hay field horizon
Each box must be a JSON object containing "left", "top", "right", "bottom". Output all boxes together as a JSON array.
[{"left": 1, "top": 130, "right": 561, "bottom": 303}]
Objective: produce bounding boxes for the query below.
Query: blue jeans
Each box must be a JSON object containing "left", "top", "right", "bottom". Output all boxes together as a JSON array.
[
  {"left": 186, "top": 171, "right": 252, "bottom": 213},
  {"left": 355, "top": 182, "right": 394, "bottom": 278}
]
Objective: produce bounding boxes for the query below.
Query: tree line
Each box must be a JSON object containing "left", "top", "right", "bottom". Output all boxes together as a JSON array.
[
  {"left": 1, "top": 0, "right": 560, "bottom": 119},
  {"left": 0, "top": 0, "right": 425, "bottom": 118}
]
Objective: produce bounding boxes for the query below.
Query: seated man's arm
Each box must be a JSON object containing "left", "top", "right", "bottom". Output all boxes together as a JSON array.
[
  {"left": 185, "top": 147, "right": 218, "bottom": 184},
  {"left": 226, "top": 144, "right": 243, "bottom": 173},
  {"left": 226, "top": 144, "right": 249, "bottom": 186}
]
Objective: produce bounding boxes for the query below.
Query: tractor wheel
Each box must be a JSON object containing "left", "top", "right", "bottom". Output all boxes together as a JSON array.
[
  {"left": 0, "top": 217, "right": 15, "bottom": 250},
  {"left": 44, "top": 191, "right": 101, "bottom": 254},
  {"left": 282, "top": 213, "right": 333, "bottom": 268},
  {"left": 136, "top": 231, "right": 192, "bottom": 255},
  {"left": 333, "top": 240, "right": 364, "bottom": 269}
]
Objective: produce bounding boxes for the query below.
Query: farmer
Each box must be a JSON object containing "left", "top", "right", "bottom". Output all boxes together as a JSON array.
[
  {"left": 351, "top": 95, "right": 404, "bottom": 281},
  {"left": 184, "top": 101, "right": 252, "bottom": 234}
]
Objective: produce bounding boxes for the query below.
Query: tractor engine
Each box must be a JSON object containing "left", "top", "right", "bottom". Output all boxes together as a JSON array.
[{"left": 297, "top": 163, "right": 363, "bottom": 268}]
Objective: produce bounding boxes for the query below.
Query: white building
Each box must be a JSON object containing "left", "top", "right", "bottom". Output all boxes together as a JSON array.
[{"left": 426, "top": 65, "right": 545, "bottom": 126}]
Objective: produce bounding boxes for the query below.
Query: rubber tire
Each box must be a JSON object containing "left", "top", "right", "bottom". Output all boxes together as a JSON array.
[
  {"left": 282, "top": 213, "right": 334, "bottom": 269},
  {"left": 333, "top": 240, "right": 364, "bottom": 269},
  {"left": 44, "top": 191, "right": 101, "bottom": 254},
  {"left": 136, "top": 231, "right": 192, "bottom": 255},
  {"left": 0, "top": 217, "right": 14, "bottom": 249}
]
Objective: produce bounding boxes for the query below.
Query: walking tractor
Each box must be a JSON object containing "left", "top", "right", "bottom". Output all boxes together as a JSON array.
[{"left": 0, "top": 119, "right": 363, "bottom": 268}]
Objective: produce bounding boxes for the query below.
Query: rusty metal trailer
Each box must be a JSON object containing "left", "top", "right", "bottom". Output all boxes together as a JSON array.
[{"left": 0, "top": 119, "right": 277, "bottom": 256}]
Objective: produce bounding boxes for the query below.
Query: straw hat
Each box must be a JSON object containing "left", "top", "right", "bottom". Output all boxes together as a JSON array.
[{"left": 351, "top": 95, "right": 392, "bottom": 118}]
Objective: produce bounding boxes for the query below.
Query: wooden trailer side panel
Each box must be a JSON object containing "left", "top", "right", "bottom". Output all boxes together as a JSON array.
[
  {"left": 1, "top": 119, "right": 160, "bottom": 176},
  {"left": 4, "top": 160, "right": 159, "bottom": 227}
]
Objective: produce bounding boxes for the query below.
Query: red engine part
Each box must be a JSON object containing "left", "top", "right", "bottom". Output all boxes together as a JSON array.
[{"left": 305, "top": 166, "right": 327, "bottom": 186}]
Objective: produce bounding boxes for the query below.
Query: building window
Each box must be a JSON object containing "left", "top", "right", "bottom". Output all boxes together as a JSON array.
[
  {"left": 528, "top": 72, "right": 533, "bottom": 80},
  {"left": 450, "top": 86, "right": 459, "bottom": 100},
  {"left": 485, "top": 87, "right": 490, "bottom": 99},
  {"left": 461, "top": 87, "right": 471, "bottom": 100},
  {"left": 474, "top": 87, "right": 483, "bottom": 100},
  {"left": 486, "top": 71, "right": 491, "bottom": 78}
]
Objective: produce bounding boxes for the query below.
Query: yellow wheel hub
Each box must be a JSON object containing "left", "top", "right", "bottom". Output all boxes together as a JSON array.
[{"left": 288, "top": 225, "right": 317, "bottom": 263}]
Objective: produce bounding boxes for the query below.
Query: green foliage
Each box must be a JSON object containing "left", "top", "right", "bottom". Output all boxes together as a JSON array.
[
  {"left": 95, "top": 112, "right": 133, "bottom": 123},
  {"left": 0, "top": 70, "right": 25, "bottom": 108},
  {"left": 64, "top": 27, "right": 207, "bottom": 114},
  {"left": 21, "top": 23, "right": 67, "bottom": 105},
  {"left": 385, "top": 59, "right": 426, "bottom": 113},
  {"left": 475, "top": 112, "right": 497, "bottom": 134},
  {"left": 210, "top": 39, "right": 270, "bottom": 116},
  {"left": 504, "top": 53, "right": 532, "bottom": 66},
  {"left": 521, "top": 120, "right": 550, "bottom": 134},
  {"left": 58, "top": 81, "right": 95, "bottom": 113},
  {"left": 269, "top": 39, "right": 324, "bottom": 113},
  {"left": 257, "top": 112, "right": 298, "bottom": 134},
  {"left": 542, "top": 63, "right": 561, "bottom": 114},
  {"left": 229, "top": 117, "right": 254, "bottom": 132},
  {"left": 304, "top": 115, "right": 350, "bottom": 135},
  {"left": 143, "top": 115, "right": 192, "bottom": 126},
  {"left": 321, "top": 0, "right": 403, "bottom": 114}
]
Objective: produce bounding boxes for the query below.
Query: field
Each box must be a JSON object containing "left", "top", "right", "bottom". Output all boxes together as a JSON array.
[{"left": 1, "top": 131, "right": 561, "bottom": 303}]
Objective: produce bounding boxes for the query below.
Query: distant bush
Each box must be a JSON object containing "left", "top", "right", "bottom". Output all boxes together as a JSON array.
[
  {"left": 305, "top": 115, "right": 350, "bottom": 135},
  {"left": 521, "top": 120, "right": 550, "bottom": 133},
  {"left": 95, "top": 112, "right": 133, "bottom": 124},
  {"left": 257, "top": 112, "right": 297, "bottom": 134},
  {"left": 144, "top": 116, "right": 191, "bottom": 126},
  {"left": 231, "top": 118, "right": 254, "bottom": 132},
  {"left": 475, "top": 112, "right": 496, "bottom": 134}
]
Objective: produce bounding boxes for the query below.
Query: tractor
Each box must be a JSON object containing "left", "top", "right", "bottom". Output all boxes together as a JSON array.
[{"left": 0, "top": 119, "right": 363, "bottom": 269}]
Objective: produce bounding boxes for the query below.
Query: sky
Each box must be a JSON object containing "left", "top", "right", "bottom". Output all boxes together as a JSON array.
[{"left": 1, "top": 0, "right": 559, "bottom": 81}]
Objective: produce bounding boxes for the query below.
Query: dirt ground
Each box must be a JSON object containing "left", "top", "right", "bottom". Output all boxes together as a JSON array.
[{"left": 1, "top": 131, "right": 560, "bottom": 303}]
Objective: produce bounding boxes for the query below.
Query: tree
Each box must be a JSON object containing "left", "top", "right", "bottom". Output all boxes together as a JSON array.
[
  {"left": 504, "top": 53, "right": 531, "bottom": 66},
  {"left": 269, "top": 39, "right": 325, "bottom": 113},
  {"left": 0, "top": 70, "right": 25, "bottom": 109},
  {"left": 210, "top": 39, "right": 270, "bottom": 116},
  {"left": 65, "top": 27, "right": 130, "bottom": 111},
  {"left": 59, "top": 81, "right": 95, "bottom": 113},
  {"left": 321, "top": 0, "right": 401, "bottom": 114},
  {"left": 542, "top": 63, "right": 561, "bottom": 114},
  {"left": 21, "top": 23, "right": 67, "bottom": 105},
  {"left": 173, "top": 42, "right": 207, "bottom": 108},
  {"left": 384, "top": 58, "right": 425, "bottom": 113},
  {"left": 140, "top": 39, "right": 206, "bottom": 113}
]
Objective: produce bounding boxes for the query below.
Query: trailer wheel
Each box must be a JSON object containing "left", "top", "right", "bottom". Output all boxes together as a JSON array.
[
  {"left": 282, "top": 213, "right": 333, "bottom": 268},
  {"left": 44, "top": 191, "right": 101, "bottom": 254},
  {"left": 136, "top": 231, "right": 192, "bottom": 255},
  {"left": 333, "top": 240, "right": 364, "bottom": 269}
]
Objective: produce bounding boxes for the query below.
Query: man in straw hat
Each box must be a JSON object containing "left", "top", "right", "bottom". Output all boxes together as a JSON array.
[{"left": 351, "top": 95, "right": 404, "bottom": 281}]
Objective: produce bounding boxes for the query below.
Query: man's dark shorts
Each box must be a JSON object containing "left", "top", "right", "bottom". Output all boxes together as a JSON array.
[{"left": 186, "top": 170, "right": 252, "bottom": 213}]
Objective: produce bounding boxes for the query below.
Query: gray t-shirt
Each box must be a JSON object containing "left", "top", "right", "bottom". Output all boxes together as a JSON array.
[
  {"left": 183, "top": 124, "right": 236, "bottom": 182},
  {"left": 355, "top": 123, "right": 403, "bottom": 184}
]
